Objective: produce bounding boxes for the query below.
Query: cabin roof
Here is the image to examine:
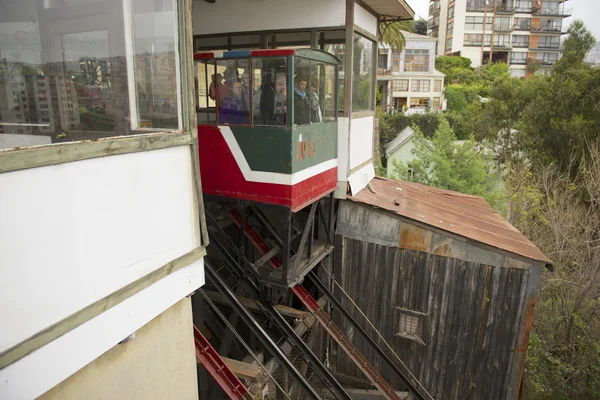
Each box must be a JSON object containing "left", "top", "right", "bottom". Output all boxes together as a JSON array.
[
  {"left": 348, "top": 177, "right": 552, "bottom": 266},
  {"left": 193, "top": 48, "right": 340, "bottom": 64},
  {"left": 364, "top": 0, "right": 415, "bottom": 21}
]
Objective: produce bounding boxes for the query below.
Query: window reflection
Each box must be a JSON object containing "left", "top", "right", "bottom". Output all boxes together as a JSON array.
[
  {"left": 293, "top": 57, "right": 310, "bottom": 126},
  {"left": 0, "top": 0, "right": 181, "bottom": 150},
  {"left": 352, "top": 34, "right": 374, "bottom": 112},
  {"left": 252, "top": 57, "right": 287, "bottom": 126}
]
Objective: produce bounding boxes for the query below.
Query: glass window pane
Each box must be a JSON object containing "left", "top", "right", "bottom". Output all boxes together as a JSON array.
[
  {"left": 215, "top": 59, "right": 250, "bottom": 126},
  {"left": 323, "top": 64, "right": 336, "bottom": 122},
  {"left": 195, "top": 60, "right": 216, "bottom": 124},
  {"left": 132, "top": 0, "right": 180, "bottom": 129},
  {"left": 251, "top": 57, "right": 287, "bottom": 126},
  {"left": 324, "top": 44, "right": 345, "bottom": 114},
  {"left": 293, "top": 57, "right": 310, "bottom": 126},
  {"left": 309, "top": 62, "right": 324, "bottom": 123},
  {"left": 0, "top": 0, "right": 181, "bottom": 150},
  {"left": 352, "top": 34, "right": 373, "bottom": 112}
]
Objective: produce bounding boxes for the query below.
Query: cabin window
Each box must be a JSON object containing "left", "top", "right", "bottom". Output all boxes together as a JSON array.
[
  {"left": 251, "top": 57, "right": 288, "bottom": 127},
  {"left": 293, "top": 57, "right": 335, "bottom": 126},
  {"left": 352, "top": 34, "right": 374, "bottom": 112},
  {"left": 215, "top": 59, "right": 250, "bottom": 126},
  {"left": 396, "top": 308, "right": 426, "bottom": 345},
  {"left": 196, "top": 60, "right": 217, "bottom": 125},
  {"left": 323, "top": 64, "right": 337, "bottom": 122},
  {"left": 324, "top": 44, "right": 345, "bottom": 114},
  {"left": 0, "top": 0, "right": 182, "bottom": 150}
]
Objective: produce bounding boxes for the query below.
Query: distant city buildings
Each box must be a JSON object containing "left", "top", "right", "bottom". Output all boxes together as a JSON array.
[
  {"left": 377, "top": 31, "right": 446, "bottom": 113},
  {"left": 428, "top": 0, "right": 571, "bottom": 77}
]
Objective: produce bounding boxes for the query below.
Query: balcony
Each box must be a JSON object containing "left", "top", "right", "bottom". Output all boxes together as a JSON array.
[
  {"left": 514, "top": 7, "right": 533, "bottom": 13},
  {"left": 377, "top": 67, "right": 394, "bottom": 76},
  {"left": 527, "top": 57, "right": 556, "bottom": 66},
  {"left": 429, "top": 2, "right": 441, "bottom": 16},
  {"left": 494, "top": 42, "right": 512, "bottom": 50},
  {"left": 495, "top": 6, "right": 515, "bottom": 14},
  {"left": 513, "top": 41, "right": 530, "bottom": 48},
  {"left": 513, "top": 24, "right": 531, "bottom": 31},
  {"left": 466, "top": 6, "right": 486, "bottom": 12},
  {"left": 532, "top": 7, "right": 573, "bottom": 17},
  {"left": 530, "top": 44, "right": 561, "bottom": 51},
  {"left": 531, "top": 26, "right": 565, "bottom": 34},
  {"left": 510, "top": 58, "right": 528, "bottom": 65},
  {"left": 428, "top": 17, "right": 440, "bottom": 29},
  {"left": 494, "top": 24, "right": 512, "bottom": 32}
]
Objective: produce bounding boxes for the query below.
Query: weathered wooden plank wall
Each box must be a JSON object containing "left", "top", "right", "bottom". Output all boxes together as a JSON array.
[{"left": 334, "top": 237, "right": 532, "bottom": 400}]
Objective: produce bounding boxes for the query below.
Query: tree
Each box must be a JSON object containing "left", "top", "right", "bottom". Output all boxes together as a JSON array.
[
  {"left": 553, "top": 20, "right": 597, "bottom": 75},
  {"left": 518, "top": 21, "right": 600, "bottom": 171},
  {"left": 379, "top": 20, "right": 414, "bottom": 52},
  {"left": 414, "top": 19, "right": 427, "bottom": 35},
  {"left": 507, "top": 145, "right": 600, "bottom": 400},
  {"left": 391, "top": 119, "right": 505, "bottom": 210}
]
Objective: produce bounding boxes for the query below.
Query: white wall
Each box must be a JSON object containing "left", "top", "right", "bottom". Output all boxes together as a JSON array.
[
  {"left": 354, "top": 3, "right": 378, "bottom": 37},
  {"left": 0, "top": 145, "right": 201, "bottom": 354},
  {"left": 193, "top": 0, "right": 346, "bottom": 35},
  {"left": 349, "top": 115, "right": 374, "bottom": 170},
  {"left": 1, "top": 260, "right": 204, "bottom": 400}
]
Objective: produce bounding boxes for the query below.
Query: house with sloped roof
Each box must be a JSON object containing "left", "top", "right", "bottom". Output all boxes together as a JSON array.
[{"left": 335, "top": 176, "right": 552, "bottom": 399}]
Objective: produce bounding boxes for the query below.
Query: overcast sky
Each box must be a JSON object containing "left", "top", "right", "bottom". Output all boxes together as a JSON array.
[{"left": 408, "top": 0, "right": 600, "bottom": 41}]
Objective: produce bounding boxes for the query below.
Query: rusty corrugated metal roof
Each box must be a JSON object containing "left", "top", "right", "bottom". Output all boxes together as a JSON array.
[{"left": 348, "top": 177, "right": 552, "bottom": 265}]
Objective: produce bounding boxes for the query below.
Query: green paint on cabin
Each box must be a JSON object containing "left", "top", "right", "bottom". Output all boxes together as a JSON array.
[
  {"left": 230, "top": 126, "right": 293, "bottom": 174},
  {"left": 292, "top": 121, "right": 337, "bottom": 173}
]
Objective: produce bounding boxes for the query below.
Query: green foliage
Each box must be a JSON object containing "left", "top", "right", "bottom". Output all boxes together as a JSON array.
[
  {"left": 379, "top": 112, "right": 440, "bottom": 145},
  {"left": 379, "top": 20, "right": 413, "bottom": 52},
  {"left": 444, "top": 86, "right": 469, "bottom": 113},
  {"left": 391, "top": 119, "right": 505, "bottom": 210},
  {"left": 482, "top": 62, "right": 510, "bottom": 83},
  {"left": 553, "top": 20, "right": 597, "bottom": 75}
]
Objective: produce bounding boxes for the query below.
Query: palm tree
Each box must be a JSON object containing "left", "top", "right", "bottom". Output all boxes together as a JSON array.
[{"left": 379, "top": 20, "right": 414, "bottom": 52}]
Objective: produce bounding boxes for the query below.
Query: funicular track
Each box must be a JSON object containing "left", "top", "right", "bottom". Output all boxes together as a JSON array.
[
  {"left": 201, "top": 200, "right": 434, "bottom": 400},
  {"left": 204, "top": 225, "right": 351, "bottom": 400}
]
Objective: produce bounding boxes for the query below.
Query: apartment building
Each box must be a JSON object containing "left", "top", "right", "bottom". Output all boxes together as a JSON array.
[
  {"left": 377, "top": 31, "right": 446, "bottom": 113},
  {"left": 428, "top": 0, "right": 571, "bottom": 77}
]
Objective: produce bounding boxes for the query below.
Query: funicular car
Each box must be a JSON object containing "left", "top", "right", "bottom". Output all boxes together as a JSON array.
[{"left": 195, "top": 48, "right": 340, "bottom": 212}]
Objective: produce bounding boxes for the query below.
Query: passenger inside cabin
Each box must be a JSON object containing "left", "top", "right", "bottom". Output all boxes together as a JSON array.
[
  {"left": 309, "top": 77, "right": 322, "bottom": 123},
  {"left": 219, "top": 80, "right": 249, "bottom": 125},
  {"left": 258, "top": 73, "right": 287, "bottom": 126},
  {"left": 293, "top": 74, "right": 310, "bottom": 125}
]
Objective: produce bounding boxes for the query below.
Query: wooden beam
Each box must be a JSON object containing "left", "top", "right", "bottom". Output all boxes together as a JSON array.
[
  {"left": 202, "top": 290, "right": 308, "bottom": 319},
  {"left": 198, "top": 356, "right": 265, "bottom": 382}
]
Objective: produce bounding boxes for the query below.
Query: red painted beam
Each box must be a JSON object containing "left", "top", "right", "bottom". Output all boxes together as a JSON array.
[{"left": 193, "top": 325, "right": 249, "bottom": 400}]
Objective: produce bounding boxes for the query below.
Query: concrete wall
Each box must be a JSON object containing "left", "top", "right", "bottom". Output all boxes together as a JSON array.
[
  {"left": 0, "top": 146, "right": 201, "bottom": 355},
  {"left": 39, "top": 298, "right": 198, "bottom": 400},
  {"left": 0, "top": 146, "right": 204, "bottom": 399},
  {"left": 349, "top": 115, "right": 374, "bottom": 170},
  {"left": 354, "top": 3, "right": 378, "bottom": 37},
  {"left": 192, "top": 0, "right": 346, "bottom": 35}
]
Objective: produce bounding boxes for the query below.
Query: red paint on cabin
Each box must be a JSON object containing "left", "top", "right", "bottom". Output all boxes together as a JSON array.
[{"left": 198, "top": 125, "right": 336, "bottom": 211}]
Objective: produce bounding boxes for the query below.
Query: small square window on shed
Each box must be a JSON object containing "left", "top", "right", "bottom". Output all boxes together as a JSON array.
[{"left": 395, "top": 308, "right": 426, "bottom": 345}]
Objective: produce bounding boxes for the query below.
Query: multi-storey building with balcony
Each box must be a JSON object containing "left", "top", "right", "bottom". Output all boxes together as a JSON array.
[
  {"left": 428, "top": 0, "right": 571, "bottom": 77},
  {"left": 377, "top": 31, "right": 446, "bottom": 113}
]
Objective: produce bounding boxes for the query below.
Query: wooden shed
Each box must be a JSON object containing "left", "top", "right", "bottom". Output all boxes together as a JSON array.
[{"left": 333, "top": 177, "right": 552, "bottom": 400}]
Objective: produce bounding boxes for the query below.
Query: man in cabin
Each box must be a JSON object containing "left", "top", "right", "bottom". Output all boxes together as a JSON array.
[
  {"left": 219, "top": 80, "right": 248, "bottom": 125},
  {"left": 258, "top": 73, "right": 287, "bottom": 126},
  {"left": 293, "top": 74, "right": 310, "bottom": 125}
]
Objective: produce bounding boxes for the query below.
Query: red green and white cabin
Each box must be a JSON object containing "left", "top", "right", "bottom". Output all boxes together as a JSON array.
[
  {"left": 192, "top": 0, "right": 415, "bottom": 200},
  {"left": 195, "top": 48, "right": 340, "bottom": 211}
]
